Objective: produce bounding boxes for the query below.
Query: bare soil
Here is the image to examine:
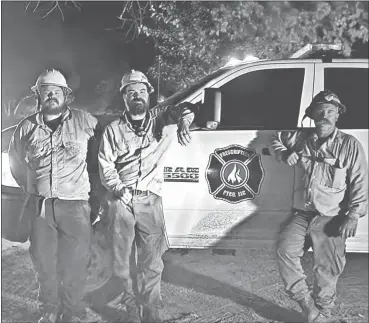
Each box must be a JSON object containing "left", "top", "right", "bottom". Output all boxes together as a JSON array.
[{"left": 1, "top": 240, "right": 368, "bottom": 323}]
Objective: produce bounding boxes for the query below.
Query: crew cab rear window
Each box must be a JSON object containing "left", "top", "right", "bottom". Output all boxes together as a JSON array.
[
  {"left": 219, "top": 68, "right": 305, "bottom": 130},
  {"left": 324, "top": 67, "right": 368, "bottom": 129}
]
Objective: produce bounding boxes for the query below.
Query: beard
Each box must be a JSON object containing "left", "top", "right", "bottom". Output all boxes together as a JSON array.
[
  {"left": 41, "top": 98, "right": 65, "bottom": 116},
  {"left": 127, "top": 98, "right": 150, "bottom": 116}
]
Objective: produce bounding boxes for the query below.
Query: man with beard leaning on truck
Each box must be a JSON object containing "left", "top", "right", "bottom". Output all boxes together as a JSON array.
[{"left": 98, "top": 70, "right": 197, "bottom": 323}]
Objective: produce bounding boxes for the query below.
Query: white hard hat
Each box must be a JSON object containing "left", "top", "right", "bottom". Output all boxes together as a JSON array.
[
  {"left": 120, "top": 70, "right": 154, "bottom": 94},
  {"left": 31, "top": 69, "right": 72, "bottom": 94}
]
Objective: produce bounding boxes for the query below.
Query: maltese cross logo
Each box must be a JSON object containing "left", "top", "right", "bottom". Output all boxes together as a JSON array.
[{"left": 205, "top": 145, "right": 265, "bottom": 203}]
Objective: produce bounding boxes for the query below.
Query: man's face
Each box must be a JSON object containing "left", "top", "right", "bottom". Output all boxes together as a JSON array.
[
  {"left": 38, "top": 85, "right": 66, "bottom": 115},
  {"left": 311, "top": 103, "right": 340, "bottom": 135},
  {"left": 123, "top": 83, "right": 150, "bottom": 117}
]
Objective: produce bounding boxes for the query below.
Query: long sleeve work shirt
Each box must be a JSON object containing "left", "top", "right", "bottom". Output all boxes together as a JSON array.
[
  {"left": 9, "top": 108, "right": 101, "bottom": 205},
  {"left": 271, "top": 128, "right": 368, "bottom": 220},
  {"left": 98, "top": 104, "right": 195, "bottom": 197}
]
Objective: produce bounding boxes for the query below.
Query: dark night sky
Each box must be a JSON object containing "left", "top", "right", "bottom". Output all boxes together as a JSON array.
[{"left": 1, "top": 1, "right": 156, "bottom": 118}]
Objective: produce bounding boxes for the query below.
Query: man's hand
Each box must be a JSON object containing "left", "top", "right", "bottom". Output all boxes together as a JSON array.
[
  {"left": 338, "top": 218, "right": 358, "bottom": 239},
  {"left": 284, "top": 151, "right": 300, "bottom": 166},
  {"left": 119, "top": 187, "right": 132, "bottom": 205},
  {"left": 177, "top": 119, "right": 192, "bottom": 146}
]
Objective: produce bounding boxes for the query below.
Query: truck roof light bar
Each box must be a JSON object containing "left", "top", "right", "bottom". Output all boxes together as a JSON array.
[{"left": 290, "top": 43, "right": 342, "bottom": 59}]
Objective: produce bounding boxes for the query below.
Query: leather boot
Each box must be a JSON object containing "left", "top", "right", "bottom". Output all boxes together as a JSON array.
[{"left": 298, "top": 295, "right": 320, "bottom": 323}]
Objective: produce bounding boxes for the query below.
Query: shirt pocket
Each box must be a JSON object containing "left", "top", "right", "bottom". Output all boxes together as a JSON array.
[
  {"left": 25, "top": 142, "right": 49, "bottom": 170},
  {"left": 115, "top": 138, "right": 130, "bottom": 157},
  {"left": 321, "top": 160, "right": 347, "bottom": 190},
  {"left": 62, "top": 138, "right": 87, "bottom": 166}
]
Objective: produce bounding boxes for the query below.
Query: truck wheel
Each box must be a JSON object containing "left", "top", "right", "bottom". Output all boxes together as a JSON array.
[{"left": 84, "top": 227, "right": 113, "bottom": 293}]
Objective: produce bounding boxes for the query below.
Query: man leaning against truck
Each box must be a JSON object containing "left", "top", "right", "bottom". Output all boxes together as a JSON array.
[
  {"left": 271, "top": 90, "right": 368, "bottom": 323},
  {"left": 98, "top": 70, "right": 197, "bottom": 323}
]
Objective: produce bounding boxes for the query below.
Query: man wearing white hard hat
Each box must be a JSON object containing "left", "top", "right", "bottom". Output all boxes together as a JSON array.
[
  {"left": 9, "top": 69, "right": 101, "bottom": 323},
  {"left": 98, "top": 70, "right": 197, "bottom": 322}
]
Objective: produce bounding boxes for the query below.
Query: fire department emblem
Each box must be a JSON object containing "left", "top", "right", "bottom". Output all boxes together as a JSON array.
[{"left": 205, "top": 145, "right": 265, "bottom": 203}]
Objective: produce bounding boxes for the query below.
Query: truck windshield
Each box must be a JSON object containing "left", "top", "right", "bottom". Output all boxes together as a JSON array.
[{"left": 156, "top": 68, "right": 231, "bottom": 107}]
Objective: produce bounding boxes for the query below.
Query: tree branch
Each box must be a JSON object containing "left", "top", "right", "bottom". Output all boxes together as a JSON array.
[
  {"left": 71, "top": 1, "right": 81, "bottom": 12},
  {"left": 42, "top": 1, "right": 59, "bottom": 19},
  {"left": 33, "top": 1, "right": 40, "bottom": 12},
  {"left": 57, "top": 2, "right": 65, "bottom": 21},
  {"left": 25, "top": 1, "right": 81, "bottom": 20},
  {"left": 25, "top": 1, "right": 32, "bottom": 12}
]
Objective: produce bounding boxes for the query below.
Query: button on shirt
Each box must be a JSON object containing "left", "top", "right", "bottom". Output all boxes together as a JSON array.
[
  {"left": 9, "top": 108, "right": 100, "bottom": 202},
  {"left": 271, "top": 128, "right": 368, "bottom": 220},
  {"left": 98, "top": 105, "right": 194, "bottom": 197}
]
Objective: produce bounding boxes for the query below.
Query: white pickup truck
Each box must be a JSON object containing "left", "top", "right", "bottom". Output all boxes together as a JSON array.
[
  {"left": 158, "top": 45, "right": 368, "bottom": 254},
  {"left": 1, "top": 44, "right": 368, "bottom": 293}
]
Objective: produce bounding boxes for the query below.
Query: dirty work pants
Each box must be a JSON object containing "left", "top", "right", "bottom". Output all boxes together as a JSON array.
[
  {"left": 106, "top": 192, "right": 168, "bottom": 308},
  {"left": 29, "top": 198, "right": 91, "bottom": 315},
  {"left": 276, "top": 211, "right": 346, "bottom": 311}
]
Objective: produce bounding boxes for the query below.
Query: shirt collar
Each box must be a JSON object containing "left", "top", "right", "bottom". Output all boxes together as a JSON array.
[
  {"left": 120, "top": 110, "right": 154, "bottom": 123},
  {"left": 35, "top": 107, "right": 72, "bottom": 126},
  {"left": 309, "top": 127, "right": 340, "bottom": 144},
  {"left": 120, "top": 111, "right": 152, "bottom": 133}
]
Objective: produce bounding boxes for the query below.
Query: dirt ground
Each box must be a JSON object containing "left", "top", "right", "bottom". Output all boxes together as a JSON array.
[{"left": 1, "top": 240, "right": 368, "bottom": 323}]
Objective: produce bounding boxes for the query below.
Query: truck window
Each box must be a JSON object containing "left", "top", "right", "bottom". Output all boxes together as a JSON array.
[
  {"left": 324, "top": 68, "right": 368, "bottom": 129},
  {"left": 219, "top": 68, "right": 305, "bottom": 130}
]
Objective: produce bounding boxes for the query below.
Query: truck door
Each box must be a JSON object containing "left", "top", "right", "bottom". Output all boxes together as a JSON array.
[
  {"left": 314, "top": 62, "right": 368, "bottom": 253},
  {"left": 161, "top": 63, "right": 315, "bottom": 249}
]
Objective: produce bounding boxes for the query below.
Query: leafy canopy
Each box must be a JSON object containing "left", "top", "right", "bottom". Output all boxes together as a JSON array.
[{"left": 23, "top": 1, "right": 369, "bottom": 97}]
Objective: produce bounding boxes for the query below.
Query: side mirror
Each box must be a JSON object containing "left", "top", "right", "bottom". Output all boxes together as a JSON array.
[{"left": 198, "top": 88, "right": 222, "bottom": 130}]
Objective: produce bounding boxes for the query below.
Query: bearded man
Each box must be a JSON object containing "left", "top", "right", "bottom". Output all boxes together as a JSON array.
[
  {"left": 9, "top": 69, "right": 101, "bottom": 323},
  {"left": 98, "top": 70, "right": 197, "bottom": 322}
]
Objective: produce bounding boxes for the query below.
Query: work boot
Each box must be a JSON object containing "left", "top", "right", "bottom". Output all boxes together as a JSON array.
[
  {"left": 38, "top": 312, "right": 58, "bottom": 323},
  {"left": 142, "top": 306, "right": 163, "bottom": 323},
  {"left": 298, "top": 295, "right": 320, "bottom": 323}
]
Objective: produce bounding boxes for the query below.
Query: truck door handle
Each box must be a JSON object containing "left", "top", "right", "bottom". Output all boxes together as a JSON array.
[{"left": 262, "top": 147, "right": 271, "bottom": 155}]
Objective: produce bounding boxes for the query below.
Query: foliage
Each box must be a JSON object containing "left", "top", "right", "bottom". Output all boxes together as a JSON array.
[
  {"left": 141, "top": 1, "right": 369, "bottom": 95},
  {"left": 1, "top": 94, "right": 37, "bottom": 128},
  {"left": 23, "top": 1, "right": 369, "bottom": 97}
]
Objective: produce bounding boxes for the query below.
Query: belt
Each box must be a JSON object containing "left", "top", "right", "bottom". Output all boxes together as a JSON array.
[
  {"left": 293, "top": 208, "right": 320, "bottom": 216},
  {"left": 130, "top": 189, "right": 150, "bottom": 197}
]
